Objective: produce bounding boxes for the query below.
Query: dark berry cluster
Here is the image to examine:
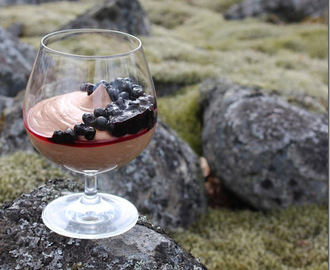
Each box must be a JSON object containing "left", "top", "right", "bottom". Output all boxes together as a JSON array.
[
  {"left": 80, "top": 77, "right": 145, "bottom": 101},
  {"left": 51, "top": 77, "right": 157, "bottom": 144}
]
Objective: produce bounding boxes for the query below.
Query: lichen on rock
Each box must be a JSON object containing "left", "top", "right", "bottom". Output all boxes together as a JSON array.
[{"left": 200, "top": 78, "right": 328, "bottom": 210}]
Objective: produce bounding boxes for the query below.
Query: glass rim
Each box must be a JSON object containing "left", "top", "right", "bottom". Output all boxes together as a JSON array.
[{"left": 40, "top": 29, "right": 142, "bottom": 59}]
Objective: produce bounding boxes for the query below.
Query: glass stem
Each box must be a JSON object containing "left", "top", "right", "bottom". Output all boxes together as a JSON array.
[{"left": 82, "top": 171, "right": 100, "bottom": 205}]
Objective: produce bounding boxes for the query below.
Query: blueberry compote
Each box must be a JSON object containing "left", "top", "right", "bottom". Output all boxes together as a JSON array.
[{"left": 51, "top": 77, "right": 157, "bottom": 144}]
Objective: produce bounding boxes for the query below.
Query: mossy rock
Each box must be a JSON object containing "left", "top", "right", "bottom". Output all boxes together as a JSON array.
[
  {"left": 0, "top": 151, "right": 71, "bottom": 203},
  {"left": 172, "top": 204, "right": 328, "bottom": 270}
]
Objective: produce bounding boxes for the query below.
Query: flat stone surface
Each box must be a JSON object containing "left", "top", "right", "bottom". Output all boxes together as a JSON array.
[{"left": 0, "top": 179, "right": 207, "bottom": 270}]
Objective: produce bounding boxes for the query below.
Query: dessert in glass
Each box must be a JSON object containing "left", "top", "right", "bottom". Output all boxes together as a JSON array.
[{"left": 23, "top": 29, "right": 157, "bottom": 239}]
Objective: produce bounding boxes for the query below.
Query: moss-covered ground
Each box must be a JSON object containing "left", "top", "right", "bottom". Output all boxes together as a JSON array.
[
  {"left": 0, "top": 1, "right": 328, "bottom": 269},
  {"left": 173, "top": 204, "right": 328, "bottom": 270},
  {"left": 0, "top": 152, "right": 70, "bottom": 203}
]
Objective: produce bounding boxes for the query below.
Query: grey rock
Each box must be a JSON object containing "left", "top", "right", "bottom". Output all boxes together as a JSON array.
[
  {"left": 224, "top": 0, "right": 329, "bottom": 22},
  {"left": 0, "top": 0, "right": 78, "bottom": 6},
  {"left": 0, "top": 179, "right": 207, "bottom": 270},
  {"left": 200, "top": 78, "right": 328, "bottom": 210},
  {"left": 99, "top": 121, "right": 207, "bottom": 230},
  {"left": 6, "top": 23, "right": 24, "bottom": 37},
  {"left": 0, "top": 26, "right": 36, "bottom": 97},
  {"left": 60, "top": 0, "right": 152, "bottom": 36},
  {"left": 0, "top": 95, "right": 14, "bottom": 115}
]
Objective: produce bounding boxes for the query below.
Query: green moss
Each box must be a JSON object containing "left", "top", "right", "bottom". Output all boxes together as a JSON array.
[
  {"left": 251, "top": 25, "right": 328, "bottom": 59},
  {"left": 172, "top": 204, "right": 328, "bottom": 270},
  {"left": 147, "top": 6, "right": 191, "bottom": 29},
  {"left": 298, "top": 27, "right": 329, "bottom": 59},
  {"left": 180, "top": 0, "right": 243, "bottom": 13},
  {"left": 157, "top": 85, "right": 202, "bottom": 155},
  {"left": 0, "top": 152, "right": 71, "bottom": 203}
]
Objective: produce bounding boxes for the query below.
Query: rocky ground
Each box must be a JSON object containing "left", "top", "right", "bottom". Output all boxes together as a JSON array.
[{"left": 0, "top": 0, "right": 328, "bottom": 269}]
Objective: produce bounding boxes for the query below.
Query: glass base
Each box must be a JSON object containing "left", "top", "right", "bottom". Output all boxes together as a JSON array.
[{"left": 42, "top": 193, "right": 138, "bottom": 239}]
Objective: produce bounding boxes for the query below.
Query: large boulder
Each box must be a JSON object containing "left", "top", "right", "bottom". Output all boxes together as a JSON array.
[
  {"left": 99, "top": 121, "right": 207, "bottom": 229},
  {"left": 60, "top": 0, "right": 152, "bottom": 36},
  {"left": 200, "top": 78, "right": 328, "bottom": 210},
  {"left": 0, "top": 26, "right": 36, "bottom": 97},
  {"left": 224, "top": 0, "right": 329, "bottom": 22},
  {"left": 0, "top": 179, "right": 207, "bottom": 270}
]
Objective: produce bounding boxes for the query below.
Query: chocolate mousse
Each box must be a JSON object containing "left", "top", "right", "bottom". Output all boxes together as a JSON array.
[{"left": 25, "top": 77, "right": 157, "bottom": 173}]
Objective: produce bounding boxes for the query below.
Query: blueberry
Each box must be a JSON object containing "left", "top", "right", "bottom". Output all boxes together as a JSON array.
[
  {"left": 95, "top": 116, "right": 108, "bottom": 131},
  {"left": 84, "top": 126, "right": 96, "bottom": 140},
  {"left": 116, "top": 97, "right": 126, "bottom": 110},
  {"left": 63, "top": 128, "right": 76, "bottom": 143},
  {"left": 74, "top": 123, "right": 86, "bottom": 135},
  {"left": 94, "top": 108, "right": 107, "bottom": 118},
  {"left": 80, "top": 83, "right": 87, "bottom": 91},
  {"left": 79, "top": 83, "right": 95, "bottom": 95},
  {"left": 118, "top": 91, "right": 129, "bottom": 100},
  {"left": 82, "top": 113, "right": 96, "bottom": 126},
  {"left": 100, "top": 80, "right": 109, "bottom": 85},
  {"left": 110, "top": 77, "right": 123, "bottom": 90},
  {"left": 122, "top": 81, "right": 133, "bottom": 94},
  {"left": 52, "top": 130, "right": 65, "bottom": 143},
  {"left": 99, "top": 80, "right": 110, "bottom": 89},
  {"left": 108, "top": 88, "right": 119, "bottom": 101},
  {"left": 123, "top": 77, "right": 132, "bottom": 83},
  {"left": 87, "top": 84, "right": 95, "bottom": 95},
  {"left": 131, "top": 84, "right": 144, "bottom": 99}
]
